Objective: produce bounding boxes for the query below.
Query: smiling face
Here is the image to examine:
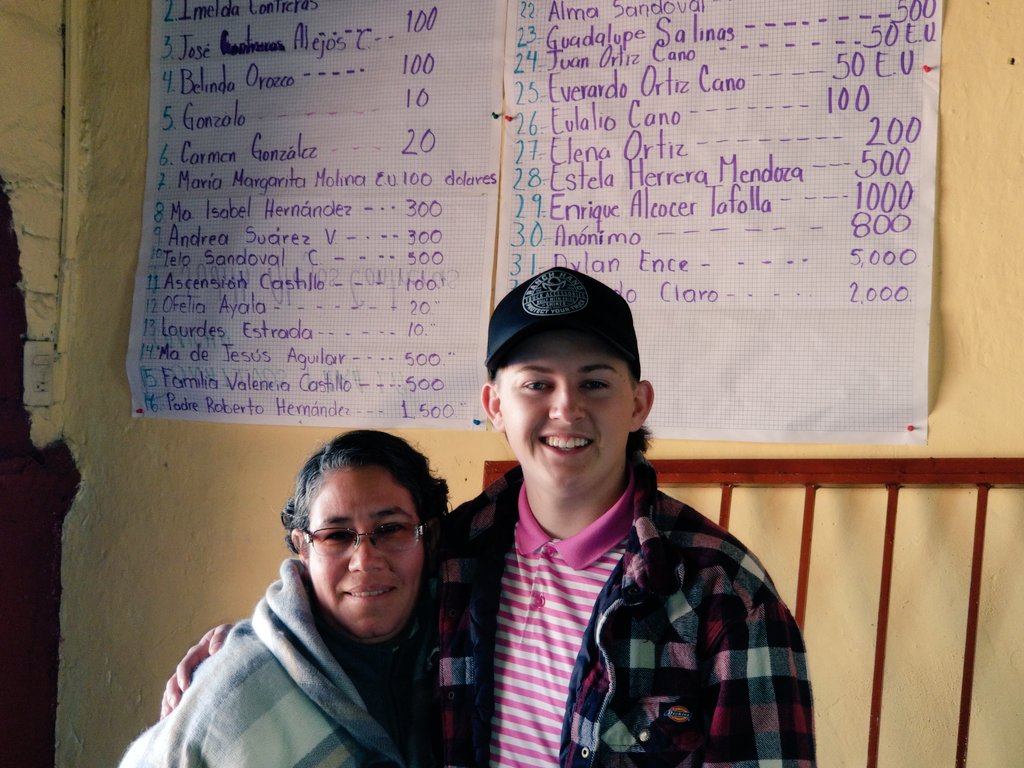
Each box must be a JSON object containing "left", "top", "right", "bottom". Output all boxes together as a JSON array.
[
  {"left": 482, "top": 328, "right": 654, "bottom": 536},
  {"left": 291, "top": 465, "right": 425, "bottom": 644}
]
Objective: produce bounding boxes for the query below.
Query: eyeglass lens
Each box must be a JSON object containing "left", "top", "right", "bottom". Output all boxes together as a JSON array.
[{"left": 307, "top": 522, "right": 421, "bottom": 555}]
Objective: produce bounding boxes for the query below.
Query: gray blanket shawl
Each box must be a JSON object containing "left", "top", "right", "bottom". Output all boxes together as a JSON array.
[{"left": 119, "top": 559, "right": 431, "bottom": 768}]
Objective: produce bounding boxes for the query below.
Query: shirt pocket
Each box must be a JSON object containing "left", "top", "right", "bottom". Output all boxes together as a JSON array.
[{"left": 600, "top": 694, "right": 704, "bottom": 765}]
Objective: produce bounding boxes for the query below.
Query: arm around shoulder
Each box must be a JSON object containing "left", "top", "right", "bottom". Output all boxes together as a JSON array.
[{"left": 160, "top": 623, "right": 235, "bottom": 719}]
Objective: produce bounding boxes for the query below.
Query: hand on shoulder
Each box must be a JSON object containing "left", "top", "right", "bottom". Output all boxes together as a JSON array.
[{"left": 160, "top": 623, "right": 233, "bottom": 719}]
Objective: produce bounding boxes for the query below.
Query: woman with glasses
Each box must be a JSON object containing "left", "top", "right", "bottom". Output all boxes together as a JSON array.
[{"left": 119, "top": 430, "right": 448, "bottom": 768}]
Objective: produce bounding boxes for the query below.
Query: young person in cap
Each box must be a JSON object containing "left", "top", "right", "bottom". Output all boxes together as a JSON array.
[
  {"left": 436, "top": 267, "right": 815, "bottom": 766},
  {"left": 162, "top": 267, "right": 815, "bottom": 766}
]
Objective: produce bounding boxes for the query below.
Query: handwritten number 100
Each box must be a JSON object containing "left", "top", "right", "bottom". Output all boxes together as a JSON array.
[
  {"left": 403, "top": 53, "right": 435, "bottom": 75},
  {"left": 827, "top": 84, "right": 870, "bottom": 113},
  {"left": 406, "top": 8, "right": 438, "bottom": 33}
]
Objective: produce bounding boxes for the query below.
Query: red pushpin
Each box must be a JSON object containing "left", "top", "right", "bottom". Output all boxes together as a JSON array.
[{"left": 922, "top": 65, "right": 933, "bottom": 73}]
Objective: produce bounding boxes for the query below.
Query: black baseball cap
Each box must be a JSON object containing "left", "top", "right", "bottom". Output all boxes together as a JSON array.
[{"left": 486, "top": 267, "right": 641, "bottom": 378}]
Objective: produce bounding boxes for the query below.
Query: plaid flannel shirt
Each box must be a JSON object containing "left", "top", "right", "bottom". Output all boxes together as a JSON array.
[{"left": 437, "top": 460, "right": 815, "bottom": 767}]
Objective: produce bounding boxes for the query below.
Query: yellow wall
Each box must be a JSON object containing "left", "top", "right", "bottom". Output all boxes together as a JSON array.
[{"left": 1, "top": 1, "right": 1022, "bottom": 766}]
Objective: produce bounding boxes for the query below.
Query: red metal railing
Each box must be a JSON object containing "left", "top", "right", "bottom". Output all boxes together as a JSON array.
[{"left": 482, "top": 457, "right": 1024, "bottom": 768}]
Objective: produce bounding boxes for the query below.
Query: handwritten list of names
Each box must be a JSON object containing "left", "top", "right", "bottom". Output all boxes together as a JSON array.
[
  {"left": 129, "top": 1, "right": 942, "bottom": 443},
  {"left": 499, "top": 0, "right": 941, "bottom": 443},
  {"left": 128, "top": 0, "right": 503, "bottom": 428}
]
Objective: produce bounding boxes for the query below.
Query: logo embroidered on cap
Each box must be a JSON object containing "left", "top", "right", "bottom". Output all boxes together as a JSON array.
[
  {"left": 521, "top": 269, "right": 589, "bottom": 316},
  {"left": 665, "top": 705, "right": 693, "bottom": 723}
]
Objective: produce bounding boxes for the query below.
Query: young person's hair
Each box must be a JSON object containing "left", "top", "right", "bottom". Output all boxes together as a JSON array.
[
  {"left": 627, "top": 425, "right": 651, "bottom": 458},
  {"left": 281, "top": 430, "right": 449, "bottom": 554}
]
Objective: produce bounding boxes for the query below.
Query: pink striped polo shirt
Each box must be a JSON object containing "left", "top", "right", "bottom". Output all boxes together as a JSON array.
[{"left": 490, "top": 472, "right": 635, "bottom": 767}]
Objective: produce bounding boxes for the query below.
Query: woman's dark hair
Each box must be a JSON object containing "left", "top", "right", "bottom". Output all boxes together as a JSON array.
[{"left": 281, "top": 430, "right": 449, "bottom": 554}]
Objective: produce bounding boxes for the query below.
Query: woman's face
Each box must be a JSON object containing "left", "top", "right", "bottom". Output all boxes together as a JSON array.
[{"left": 293, "top": 466, "right": 425, "bottom": 644}]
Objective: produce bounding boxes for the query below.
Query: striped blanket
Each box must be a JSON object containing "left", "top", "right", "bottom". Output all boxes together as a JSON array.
[{"left": 119, "top": 559, "right": 427, "bottom": 768}]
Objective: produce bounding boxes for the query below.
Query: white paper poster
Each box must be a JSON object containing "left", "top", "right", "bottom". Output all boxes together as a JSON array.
[
  {"left": 129, "top": 1, "right": 942, "bottom": 443},
  {"left": 128, "top": 1, "right": 504, "bottom": 429}
]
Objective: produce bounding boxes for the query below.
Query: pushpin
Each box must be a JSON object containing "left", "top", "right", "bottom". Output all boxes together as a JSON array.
[
  {"left": 922, "top": 64, "right": 933, "bottom": 73},
  {"left": 907, "top": 425, "right": 915, "bottom": 432},
  {"left": 491, "top": 112, "right": 501, "bottom": 119},
  {"left": 504, "top": 114, "right": 515, "bottom": 122}
]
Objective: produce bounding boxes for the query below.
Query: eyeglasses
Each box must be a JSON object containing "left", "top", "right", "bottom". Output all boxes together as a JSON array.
[{"left": 301, "top": 522, "right": 425, "bottom": 557}]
